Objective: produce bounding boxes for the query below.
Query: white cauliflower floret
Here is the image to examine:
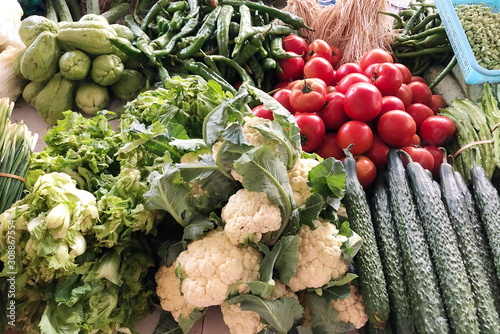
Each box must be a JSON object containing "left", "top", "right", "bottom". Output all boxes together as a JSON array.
[
  {"left": 177, "top": 229, "right": 262, "bottom": 308},
  {"left": 287, "top": 219, "right": 348, "bottom": 292},
  {"left": 242, "top": 116, "right": 270, "bottom": 147},
  {"left": 155, "top": 261, "right": 200, "bottom": 321},
  {"left": 331, "top": 284, "right": 368, "bottom": 329},
  {"left": 288, "top": 158, "right": 320, "bottom": 207},
  {"left": 221, "top": 302, "right": 267, "bottom": 334},
  {"left": 221, "top": 281, "right": 298, "bottom": 334},
  {"left": 221, "top": 188, "right": 281, "bottom": 246}
]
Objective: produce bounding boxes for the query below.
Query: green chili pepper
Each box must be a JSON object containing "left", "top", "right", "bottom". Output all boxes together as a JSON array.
[
  {"left": 217, "top": 5, "right": 234, "bottom": 58},
  {"left": 167, "top": 1, "right": 188, "bottom": 14},
  {"left": 260, "top": 57, "right": 277, "bottom": 71},
  {"left": 220, "top": 0, "right": 313, "bottom": 30},
  {"left": 233, "top": 34, "right": 265, "bottom": 66},
  {"left": 206, "top": 55, "right": 255, "bottom": 86},
  {"left": 153, "top": 14, "right": 200, "bottom": 56},
  {"left": 177, "top": 6, "right": 221, "bottom": 59},
  {"left": 110, "top": 37, "right": 148, "bottom": 63},
  {"left": 183, "top": 59, "right": 237, "bottom": 93},
  {"left": 141, "top": 0, "right": 171, "bottom": 31},
  {"left": 247, "top": 56, "right": 264, "bottom": 88},
  {"left": 270, "top": 36, "right": 302, "bottom": 60}
]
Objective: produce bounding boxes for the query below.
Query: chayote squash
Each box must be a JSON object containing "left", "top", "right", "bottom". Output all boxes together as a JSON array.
[
  {"left": 35, "top": 73, "right": 76, "bottom": 124},
  {"left": 59, "top": 50, "right": 91, "bottom": 80},
  {"left": 13, "top": 49, "right": 25, "bottom": 77},
  {"left": 19, "top": 15, "right": 58, "bottom": 47},
  {"left": 75, "top": 82, "right": 110, "bottom": 115},
  {"left": 22, "top": 80, "right": 47, "bottom": 106},
  {"left": 110, "top": 69, "right": 146, "bottom": 100},
  {"left": 20, "top": 31, "right": 60, "bottom": 82},
  {"left": 110, "top": 24, "right": 134, "bottom": 42},
  {"left": 56, "top": 19, "right": 118, "bottom": 55},
  {"left": 79, "top": 14, "right": 109, "bottom": 23},
  {"left": 90, "top": 54, "right": 124, "bottom": 86}
]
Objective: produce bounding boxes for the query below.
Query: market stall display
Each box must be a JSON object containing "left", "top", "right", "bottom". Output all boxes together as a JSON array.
[{"left": 1, "top": 0, "right": 500, "bottom": 333}]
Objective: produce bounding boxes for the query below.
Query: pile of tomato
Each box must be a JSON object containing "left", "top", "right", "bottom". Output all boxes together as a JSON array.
[{"left": 252, "top": 35, "right": 456, "bottom": 188}]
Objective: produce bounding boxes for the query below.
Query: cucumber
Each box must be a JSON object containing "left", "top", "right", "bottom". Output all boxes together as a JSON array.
[
  {"left": 440, "top": 162, "right": 500, "bottom": 333},
  {"left": 342, "top": 154, "right": 390, "bottom": 330},
  {"left": 470, "top": 165, "right": 500, "bottom": 282},
  {"left": 386, "top": 150, "right": 448, "bottom": 334},
  {"left": 405, "top": 152, "right": 480, "bottom": 334},
  {"left": 370, "top": 176, "right": 414, "bottom": 333}
]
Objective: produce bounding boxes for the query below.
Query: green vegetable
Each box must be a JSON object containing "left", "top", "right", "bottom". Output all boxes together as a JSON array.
[
  {"left": 56, "top": 18, "right": 118, "bottom": 55},
  {"left": 386, "top": 150, "right": 448, "bottom": 334},
  {"left": 34, "top": 73, "right": 77, "bottom": 125},
  {"left": 342, "top": 151, "right": 390, "bottom": 330},
  {"left": 110, "top": 69, "right": 145, "bottom": 101},
  {"left": 470, "top": 165, "right": 500, "bottom": 284},
  {"left": 440, "top": 160, "right": 500, "bottom": 333},
  {"left": 101, "top": 3, "right": 131, "bottom": 24},
  {"left": 21, "top": 80, "right": 47, "bottom": 106},
  {"left": 18, "top": 15, "right": 59, "bottom": 47},
  {"left": 110, "top": 23, "right": 135, "bottom": 41},
  {"left": 59, "top": 50, "right": 91, "bottom": 80},
  {"left": 20, "top": 30, "right": 60, "bottom": 82},
  {"left": 404, "top": 150, "right": 480, "bottom": 334},
  {"left": 370, "top": 176, "right": 414, "bottom": 333},
  {"left": 90, "top": 54, "right": 124, "bottom": 86},
  {"left": 53, "top": 0, "right": 73, "bottom": 22},
  {"left": 75, "top": 81, "right": 110, "bottom": 115}
]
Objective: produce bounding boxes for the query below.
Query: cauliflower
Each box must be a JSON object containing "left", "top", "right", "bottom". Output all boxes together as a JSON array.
[
  {"left": 241, "top": 116, "right": 270, "bottom": 146},
  {"left": 331, "top": 284, "right": 368, "bottom": 329},
  {"left": 287, "top": 219, "right": 349, "bottom": 292},
  {"left": 288, "top": 158, "right": 321, "bottom": 207},
  {"left": 220, "top": 281, "right": 298, "bottom": 334},
  {"left": 221, "top": 188, "right": 281, "bottom": 246},
  {"left": 176, "top": 229, "right": 262, "bottom": 308},
  {"left": 155, "top": 261, "right": 200, "bottom": 321}
]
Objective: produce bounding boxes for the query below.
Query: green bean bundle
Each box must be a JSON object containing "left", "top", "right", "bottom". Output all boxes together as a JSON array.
[{"left": 0, "top": 98, "right": 38, "bottom": 213}]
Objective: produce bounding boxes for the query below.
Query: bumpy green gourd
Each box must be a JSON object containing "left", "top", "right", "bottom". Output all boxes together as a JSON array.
[
  {"left": 13, "top": 49, "right": 25, "bottom": 77},
  {"left": 75, "top": 82, "right": 110, "bottom": 115},
  {"left": 20, "top": 31, "right": 60, "bottom": 82},
  {"left": 90, "top": 54, "right": 124, "bottom": 86},
  {"left": 59, "top": 50, "right": 91, "bottom": 80},
  {"left": 110, "top": 69, "right": 145, "bottom": 100},
  {"left": 56, "top": 19, "right": 118, "bottom": 55},
  {"left": 111, "top": 24, "right": 134, "bottom": 42},
  {"left": 22, "top": 80, "right": 48, "bottom": 106},
  {"left": 35, "top": 73, "right": 76, "bottom": 125},
  {"left": 19, "top": 15, "right": 59, "bottom": 47}
]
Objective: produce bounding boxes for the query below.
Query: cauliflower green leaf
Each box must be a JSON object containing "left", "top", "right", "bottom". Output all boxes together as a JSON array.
[{"left": 305, "top": 292, "right": 355, "bottom": 334}]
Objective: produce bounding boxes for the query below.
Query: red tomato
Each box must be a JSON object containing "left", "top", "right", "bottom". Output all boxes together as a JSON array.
[
  {"left": 290, "top": 79, "right": 328, "bottom": 113},
  {"left": 408, "top": 81, "right": 432, "bottom": 106},
  {"left": 405, "top": 103, "right": 434, "bottom": 129},
  {"left": 337, "top": 120, "right": 374, "bottom": 155},
  {"left": 335, "top": 73, "right": 370, "bottom": 94},
  {"left": 380, "top": 96, "right": 405, "bottom": 117},
  {"left": 394, "top": 63, "right": 412, "bottom": 84},
  {"left": 344, "top": 82, "right": 383, "bottom": 122},
  {"left": 370, "top": 62, "right": 403, "bottom": 96},
  {"left": 315, "top": 132, "right": 345, "bottom": 160},
  {"left": 334, "top": 62, "right": 363, "bottom": 83},
  {"left": 363, "top": 62, "right": 380, "bottom": 78},
  {"left": 303, "top": 57, "right": 335, "bottom": 85},
  {"left": 359, "top": 48, "right": 393, "bottom": 70},
  {"left": 252, "top": 105, "right": 273, "bottom": 120},
  {"left": 317, "top": 92, "right": 349, "bottom": 130},
  {"left": 395, "top": 83, "right": 413, "bottom": 107},
  {"left": 422, "top": 145, "right": 445, "bottom": 179},
  {"left": 404, "top": 133, "right": 421, "bottom": 146},
  {"left": 329, "top": 46, "right": 343, "bottom": 68},
  {"left": 377, "top": 110, "right": 416, "bottom": 147},
  {"left": 305, "top": 39, "right": 332, "bottom": 61},
  {"left": 327, "top": 85, "right": 337, "bottom": 93},
  {"left": 419, "top": 115, "right": 456, "bottom": 146},
  {"left": 401, "top": 146, "right": 435, "bottom": 171},
  {"left": 282, "top": 34, "right": 308, "bottom": 57},
  {"left": 429, "top": 94, "right": 446, "bottom": 114},
  {"left": 294, "top": 113, "right": 326, "bottom": 152},
  {"left": 277, "top": 53, "right": 305, "bottom": 81},
  {"left": 272, "top": 89, "right": 294, "bottom": 114},
  {"left": 286, "top": 79, "right": 302, "bottom": 90},
  {"left": 410, "top": 76, "right": 427, "bottom": 84},
  {"left": 353, "top": 155, "right": 377, "bottom": 188},
  {"left": 364, "top": 134, "right": 390, "bottom": 168}
]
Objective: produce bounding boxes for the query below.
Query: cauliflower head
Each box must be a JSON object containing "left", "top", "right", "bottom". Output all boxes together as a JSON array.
[
  {"left": 155, "top": 261, "right": 200, "bottom": 321},
  {"left": 177, "top": 229, "right": 262, "bottom": 308},
  {"left": 221, "top": 302, "right": 267, "bottom": 334},
  {"left": 287, "top": 219, "right": 348, "bottom": 292},
  {"left": 331, "top": 284, "right": 368, "bottom": 329},
  {"left": 288, "top": 158, "right": 320, "bottom": 207},
  {"left": 242, "top": 116, "right": 270, "bottom": 147},
  {"left": 221, "top": 188, "right": 281, "bottom": 246}
]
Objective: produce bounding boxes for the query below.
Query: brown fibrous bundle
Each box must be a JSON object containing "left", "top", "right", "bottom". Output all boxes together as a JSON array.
[{"left": 282, "top": 0, "right": 398, "bottom": 65}]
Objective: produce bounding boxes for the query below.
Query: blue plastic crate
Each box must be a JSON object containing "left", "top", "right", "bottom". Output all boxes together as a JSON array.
[{"left": 434, "top": 0, "right": 500, "bottom": 84}]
